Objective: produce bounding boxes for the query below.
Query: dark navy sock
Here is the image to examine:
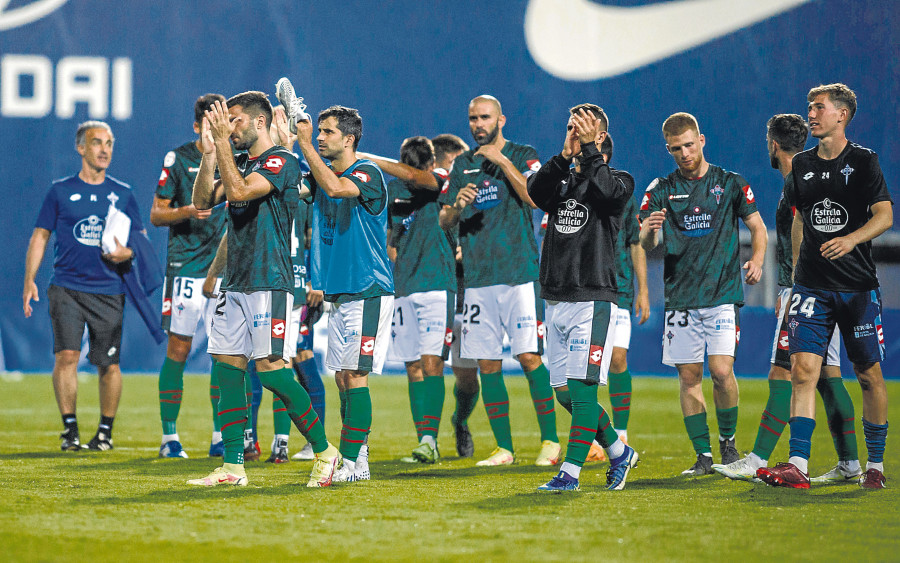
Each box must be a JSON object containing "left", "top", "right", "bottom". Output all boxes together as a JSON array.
[
  {"left": 862, "top": 418, "right": 888, "bottom": 464},
  {"left": 788, "top": 416, "right": 816, "bottom": 460}
]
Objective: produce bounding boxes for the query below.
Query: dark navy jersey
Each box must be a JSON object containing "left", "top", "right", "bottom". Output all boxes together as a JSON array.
[{"left": 787, "top": 142, "right": 892, "bottom": 291}]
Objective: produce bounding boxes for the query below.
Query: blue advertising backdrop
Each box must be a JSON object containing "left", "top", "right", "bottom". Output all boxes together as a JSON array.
[{"left": 1, "top": 0, "right": 897, "bottom": 375}]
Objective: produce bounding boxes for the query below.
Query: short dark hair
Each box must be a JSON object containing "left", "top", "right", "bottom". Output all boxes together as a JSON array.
[
  {"left": 569, "top": 103, "right": 609, "bottom": 131},
  {"left": 318, "top": 105, "right": 363, "bottom": 149},
  {"left": 767, "top": 114, "right": 808, "bottom": 154},
  {"left": 431, "top": 134, "right": 469, "bottom": 163},
  {"left": 226, "top": 91, "right": 273, "bottom": 128},
  {"left": 399, "top": 136, "right": 434, "bottom": 171},
  {"left": 600, "top": 132, "right": 613, "bottom": 164},
  {"left": 194, "top": 93, "right": 226, "bottom": 124},
  {"left": 807, "top": 83, "right": 857, "bottom": 123}
]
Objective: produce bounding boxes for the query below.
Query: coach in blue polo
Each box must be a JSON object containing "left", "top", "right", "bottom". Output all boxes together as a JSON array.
[{"left": 24, "top": 120, "right": 144, "bottom": 453}]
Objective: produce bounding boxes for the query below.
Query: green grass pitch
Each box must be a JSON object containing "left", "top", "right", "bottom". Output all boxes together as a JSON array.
[{"left": 1, "top": 373, "right": 897, "bottom": 561}]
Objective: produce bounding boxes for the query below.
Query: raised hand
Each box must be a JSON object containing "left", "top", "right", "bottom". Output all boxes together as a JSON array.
[
  {"left": 561, "top": 122, "right": 580, "bottom": 159},
  {"left": 454, "top": 183, "right": 478, "bottom": 211},
  {"left": 571, "top": 108, "right": 602, "bottom": 145},
  {"left": 204, "top": 100, "right": 235, "bottom": 142},
  {"left": 474, "top": 143, "right": 504, "bottom": 165},
  {"left": 199, "top": 116, "right": 216, "bottom": 155}
]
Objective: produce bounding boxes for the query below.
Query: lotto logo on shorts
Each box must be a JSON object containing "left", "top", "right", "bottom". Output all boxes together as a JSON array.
[
  {"left": 589, "top": 345, "right": 604, "bottom": 366},
  {"left": 877, "top": 324, "right": 884, "bottom": 344},
  {"left": 778, "top": 330, "right": 789, "bottom": 350},
  {"left": 162, "top": 298, "right": 172, "bottom": 316},
  {"left": 537, "top": 321, "right": 545, "bottom": 338},
  {"left": 271, "top": 319, "right": 286, "bottom": 339},
  {"left": 300, "top": 324, "right": 309, "bottom": 336},
  {"left": 444, "top": 328, "right": 453, "bottom": 346},
  {"left": 360, "top": 336, "right": 375, "bottom": 356},
  {"left": 736, "top": 327, "right": 741, "bottom": 343}
]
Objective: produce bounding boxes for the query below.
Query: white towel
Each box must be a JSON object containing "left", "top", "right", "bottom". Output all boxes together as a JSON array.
[{"left": 101, "top": 203, "right": 131, "bottom": 254}]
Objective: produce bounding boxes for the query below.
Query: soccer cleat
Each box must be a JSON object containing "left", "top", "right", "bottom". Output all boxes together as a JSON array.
[
  {"left": 84, "top": 431, "right": 113, "bottom": 451},
  {"left": 810, "top": 462, "right": 863, "bottom": 483},
  {"left": 159, "top": 440, "right": 188, "bottom": 459},
  {"left": 537, "top": 470, "right": 580, "bottom": 492},
  {"left": 208, "top": 440, "right": 224, "bottom": 457},
  {"left": 858, "top": 468, "right": 886, "bottom": 490},
  {"left": 275, "top": 77, "right": 309, "bottom": 134},
  {"left": 187, "top": 466, "right": 248, "bottom": 487},
  {"left": 755, "top": 462, "right": 811, "bottom": 489},
  {"left": 400, "top": 455, "right": 422, "bottom": 463},
  {"left": 585, "top": 441, "right": 607, "bottom": 463},
  {"left": 265, "top": 438, "right": 289, "bottom": 464},
  {"left": 681, "top": 454, "right": 714, "bottom": 476},
  {"left": 355, "top": 445, "right": 371, "bottom": 481},
  {"left": 476, "top": 447, "right": 515, "bottom": 466},
  {"left": 535, "top": 440, "right": 562, "bottom": 466},
  {"left": 719, "top": 437, "right": 739, "bottom": 465},
  {"left": 412, "top": 441, "right": 440, "bottom": 464},
  {"left": 713, "top": 455, "right": 763, "bottom": 482},
  {"left": 454, "top": 422, "right": 474, "bottom": 458},
  {"left": 307, "top": 444, "right": 341, "bottom": 488},
  {"left": 60, "top": 431, "right": 81, "bottom": 452},
  {"left": 332, "top": 459, "right": 358, "bottom": 483},
  {"left": 291, "top": 442, "right": 314, "bottom": 461},
  {"left": 244, "top": 441, "right": 261, "bottom": 462},
  {"left": 606, "top": 445, "right": 639, "bottom": 490}
]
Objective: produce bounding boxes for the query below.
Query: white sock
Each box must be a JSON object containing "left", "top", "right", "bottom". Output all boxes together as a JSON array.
[
  {"left": 560, "top": 461, "right": 581, "bottom": 479},
  {"left": 866, "top": 461, "right": 884, "bottom": 472},
  {"left": 842, "top": 459, "right": 862, "bottom": 473},
  {"left": 606, "top": 439, "right": 626, "bottom": 460},
  {"left": 421, "top": 435, "right": 436, "bottom": 448},
  {"left": 747, "top": 452, "right": 766, "bottom": 468},
  {"left": 788, "top": 456, "right": 809, "bottom": 474},
  {"left": 162, "top": 433, "right": 179, "bottom": 444},
  {"left": 272, "top": 434, "right": 289, "bottom": 449},
  {"left": 211, "top": 431, "right": 222, "bottom": 443},
  {"left": 615, "top": 429, "right": 628, "bottom": 443},
  {"left": 343, "top": 459, "right": 356, "bottom": 472}
]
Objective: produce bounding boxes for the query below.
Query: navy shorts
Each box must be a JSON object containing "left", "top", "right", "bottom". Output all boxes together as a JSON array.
[{"left": 787, "top": 283, "right": 884, "bottom": 365}]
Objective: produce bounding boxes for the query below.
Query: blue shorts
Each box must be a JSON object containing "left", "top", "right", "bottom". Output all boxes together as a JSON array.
[{"left": 788, "top": 283, "right": 884, "bottom": 365}]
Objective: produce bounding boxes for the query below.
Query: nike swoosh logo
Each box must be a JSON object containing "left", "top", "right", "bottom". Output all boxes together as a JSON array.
[
  {"left": 0, "top": 0, "right": 68, "bottom": 32},
  {"left": 525, "top": 0, "right": 810, "bottom": 81}
]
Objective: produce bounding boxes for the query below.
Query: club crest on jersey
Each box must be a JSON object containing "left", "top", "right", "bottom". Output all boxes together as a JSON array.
[
  {"left": 271, "top": 319, "right": 286, "bottom": 339},
  {"left": 554, "top": 199, "right": 589, "bottom": 234},
  {"left": 588, "top": 345, "right": 604, "bottom": 366},
  {"left": 360, "top": 336, "right": 375, "bottom": 356},
  {"left": 473, "top": 180, "right": 501, "bottom": 210},
  {"left": 263, "top": 156, "right": 285, "bottom": 174},
  {"left": 163, "top": 151, "right": 176, "bottom": 167},
  {"left": 665, "top": 330, "right": 674, "bottom": 344},
  {"left": 840, "top": 164, "right": 854, "bottom": 185},
  {"left": 158, "top": 168, "right": 169, "bottom": 187},
  {"left": 682, "top": 206, "right": 712, "bottom": 237},
  {"left": 741, "top": 185, "right": 755, "bottom": 204},
  {"left": 810, "top": 198, "right": 848, "bottom": 233},
  {"left": 710, "top": 184, "right": 724, "bottom": 204},
  {"left": 789, "top": 318, "right": 799, "bottom": 336}
]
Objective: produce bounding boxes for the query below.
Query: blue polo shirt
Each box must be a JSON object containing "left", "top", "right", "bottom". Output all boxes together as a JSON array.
[{"left": 35, "top": 174, "right": 144, "bottom": 295}]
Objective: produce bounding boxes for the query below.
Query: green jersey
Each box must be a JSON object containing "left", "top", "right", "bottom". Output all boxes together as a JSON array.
[
  {"left": 615, "top": 195, "right": 641, "bottom": 309},
  {"left": 224, "top": 147, "right": 300, "bottom": 294},
  {"left": 155, "top": 141, "right": 227, "bottom": 277},
  {"left": 774, "top": 174, "right": 794, "bottom": 287},
  {"left": 389, "top": 171, "right": 456, "bottom": 297},
  {"left": 437, "top": 140, "right": 541, "bottom": 289},
  {"left": 639, "top": 164, "right": 757, "bottom": 310}
]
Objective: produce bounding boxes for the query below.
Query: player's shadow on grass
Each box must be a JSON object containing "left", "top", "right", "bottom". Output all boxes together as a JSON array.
[
  {"left": 75, "top": 456, "right": 231, "bottom": 476},
  {"left": 0, "top": 451, "right": 80, "bottom": 460},
  {"left": 74, "top": 482, "right": 332, "bottom": 506},
  {"left": 459, "top": 491, "right": 581, "bottom": 511},
  {"left": 386, "top": 462, "right": 554, "bottom": 480},
  {"left": 741, "top": 483, "right": 869, "bottom": 506}
]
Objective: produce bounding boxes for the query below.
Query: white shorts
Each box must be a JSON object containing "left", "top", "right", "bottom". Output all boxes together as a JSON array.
[
  {"left": 287, "top": 304, "right": 307, "bottom": 356},
  {"left": 326, "top": 295, "right": 394, "bottom": 374},
  {"left": 460, "top": 282, "right": 543, "bottom": 360},
  {"left": 612, "top": 307, "right": 632, "bottom": 350},
  {"left": 162, "top": 275, "right": 221, "bottom": 338},
  {"left": 390, "top": 291, "right": 453, "bottom": 362},
  {"left": 661, "top": 304, "right": 739, "bottom": 367},
  {"left": 208, "top": 290, "right": 294, "bottom": 361},
  {"left": 450, "top": 313, "right": 478, "bottom": 369},
  {"left": 770, "top": 287, "right": 840, "bottom": 369},
  {"left": 546, "top": 300, "right": 618, "bottom": 387}
]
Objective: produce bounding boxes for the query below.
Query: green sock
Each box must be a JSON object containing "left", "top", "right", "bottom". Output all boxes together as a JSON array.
[
  {"left": 684, "top": 412, "right": 711, "bottom": 455},
  {"left": 716, "top": 406, "right": 738, "bottom": 440},
  {"left": 340, "top": 387, "right": 372, "bottom": 461},
  {"left": 214, "top": 363, "right": 248, "bottom": 464},
  {"left": 339, "top": 389, "right": 348, "bottom": 421},
  {"left": 421, "top": 376, "right": 445, "bottom": 440},
  {"left": 565, "top": 379, "right": 599, "bottom": 467},
  {"left": 244, "top": 371, "right": 254, "bottom": 438},
  {"left": 272, "top": 395, "right": 291, "bottom": 436},
  {"left": 158, "top": 357, "right": 185, "bottom": 435},
  {"left": 409, "top": 379, "right": 426, "bottom": 441},
  {"left": 452, "top": 383, "right": 479, "bottom": 427},
  {"left": 554, "top": 387, "right": 572, "bottom": 414},
  {"left": 257, "top": 367, "right": 328, "bottom": 453},
  {"left": 209, "top": 360, "right": 221, "bottom": 432},
  {"left": 594, "top": 403, "right": 619, "bottom": 448},
  {"left": 752, "top": 379, "right": 791, "bottom": 460},
  {"left": 819, "top": 377, "right": 859, "bottom": 461},
  {"left": 524, "top": 364, "right": 558, "bottom": 443},
  {"left": 608, "top": 369, "right": 632, "bottom": 431},
  {"left": 480, "top": 371, "right": 513, "bottom": 452}
]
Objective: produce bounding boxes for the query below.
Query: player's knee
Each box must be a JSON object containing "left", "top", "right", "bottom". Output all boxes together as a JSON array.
[
  {"left": 55, "top": 350, "right": 80, "bottom": 367},
  {"left": 610, "top": 347, "right": 628, "bottom": 373},
  {"left": 166, "top": 334, "right": 192, "bottom": 362},
  {"left": 517, "top": 353, "right": 542, "bottom": 372},
  {"left": 853, "top": 362, "right": 883, "bottom": 392}
]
